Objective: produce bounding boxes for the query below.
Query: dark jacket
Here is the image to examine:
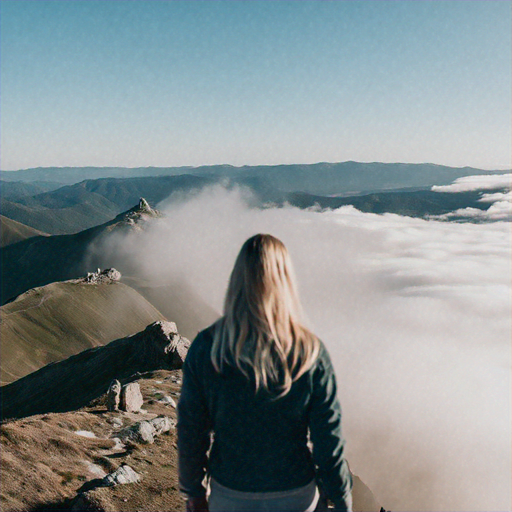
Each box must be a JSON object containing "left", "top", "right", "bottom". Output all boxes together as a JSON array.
[{"left": 177, "top": 323, "right": 352, "bottom": 511}]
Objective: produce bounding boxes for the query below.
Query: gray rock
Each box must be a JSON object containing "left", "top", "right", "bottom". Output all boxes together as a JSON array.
[
  {"left": 158, "top": 396, "right": 177, "bottom": 408},
  {"left": 120, "top": 382, "right": 143, "bottom": 412},
  {"left": 83, "top": 268, "right": 122, "bottom": 285},
  {"left": 102, "top": 464, "right": 141, "bottom": 486},
  {"left": 107, "top": 379, "right": 121, "bottom": 412},
  {"left": 109, "top": 417, "right": 123, "bottom": 428},
  {"left": 118, "top": 420, "right": 155, "bottom": 444},
  {"left": 117, "top": 415, "right": 175, "bottom": 445},
  {"left": 148, "top": 415, "right": 175, "bottom": 434}
]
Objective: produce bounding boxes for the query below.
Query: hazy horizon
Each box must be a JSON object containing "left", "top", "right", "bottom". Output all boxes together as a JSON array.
[{"left": 1, "top": 159, "right": 512, "bottom": 174}]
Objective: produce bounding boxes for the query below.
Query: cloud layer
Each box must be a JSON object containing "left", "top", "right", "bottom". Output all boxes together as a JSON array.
[
  {"left": 431, "top": 173, "right": 512, "bottom": 222},
  {"left": 90, "top": 186, "right": 511, "bottom": 511},
  {"left": 431, "top": 173, "right": 511, "bottom": 193}
]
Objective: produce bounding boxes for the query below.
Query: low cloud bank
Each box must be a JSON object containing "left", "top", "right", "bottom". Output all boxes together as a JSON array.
[
  {"left": 89, "top": 186, "right": 511, "bottom": 511},
  {"left": 431, "top": 173, "right": 512, "bottom": 222},
  {"left": 432, "top": 173, "right": 511, "bottom": 193}
]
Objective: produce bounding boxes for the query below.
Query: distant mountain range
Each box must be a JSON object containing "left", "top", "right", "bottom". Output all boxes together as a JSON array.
[
  {"left": 1, "top": 161, "right": 507, "bottom": 193},
  {"left": 1, "top": 162, "right": 507, "bottom": 235}
]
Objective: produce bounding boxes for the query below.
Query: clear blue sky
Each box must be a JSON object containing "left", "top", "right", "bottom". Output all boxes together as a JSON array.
[{"left": 1, "top": 0, "right": 510, "bottom": 171}]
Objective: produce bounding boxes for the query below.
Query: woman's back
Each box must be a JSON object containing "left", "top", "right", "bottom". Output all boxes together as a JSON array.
[
  {"left": 177, "top": 234, "right": 352, "bottom": 511},
  {"left": 178, "top": 323, "right": 352, "bottom": 507}
]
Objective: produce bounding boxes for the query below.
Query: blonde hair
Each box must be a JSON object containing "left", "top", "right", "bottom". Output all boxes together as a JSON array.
[{"left": 211, "top": 234, "right": 320, "bottom": 396}]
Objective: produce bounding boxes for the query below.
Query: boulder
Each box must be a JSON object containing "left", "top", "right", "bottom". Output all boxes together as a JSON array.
[
  {"left": 120, "top": 382, "right": 143, "bottom": 413},
  {"left": 102, "top": 464, "right": 141, "bottom": 487},
  {"left": 106, "top": 380, "right": 121, "bottom": 412},
  {"left": 159, "top": 396, "right": 177, "bottom": 408},
  {"left": 117, "top": 415, "right": 175, "bottom": 445}
]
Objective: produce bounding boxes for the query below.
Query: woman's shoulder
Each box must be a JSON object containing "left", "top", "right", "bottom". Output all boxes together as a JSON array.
[
  {"left": 310, "top": 338, "right": 335, "bottom": 375},
  {"left": 186, "top": 319, "right": 221, "bottom": 362}
]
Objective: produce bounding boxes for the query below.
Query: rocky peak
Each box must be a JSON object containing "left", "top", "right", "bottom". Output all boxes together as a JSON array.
[
  {"left": 138, "top": 197, "right": 151, "bottom": 212},
  {"left": 111, "top": 198, "right": 163, "bottom": 229}
]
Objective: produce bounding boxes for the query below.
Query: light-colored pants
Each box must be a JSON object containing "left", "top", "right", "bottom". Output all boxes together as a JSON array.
[{"left": 208, "top": 478, "right": 321, "bottom": 512}]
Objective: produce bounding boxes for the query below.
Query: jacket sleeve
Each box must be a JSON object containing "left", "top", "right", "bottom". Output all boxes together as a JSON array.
[
  {"left": 309, "top": 346, "right": 353, "bottom": 512},
  {"left": 177, "top": 335, "right": 213, "bottom": 498}
]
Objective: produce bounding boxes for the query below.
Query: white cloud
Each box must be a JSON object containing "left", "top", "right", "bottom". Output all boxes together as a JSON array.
[
  {"left": 431, "top": 173, "right": 511, "bottom": 193},
  {"left": 89, "top": 187, "right": 511, "bottom": 512},
  {"left": 430, "top": 174, "right": 512, "bottom": 222}
]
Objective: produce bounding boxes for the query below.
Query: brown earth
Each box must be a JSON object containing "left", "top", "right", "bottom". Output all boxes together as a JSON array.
[{"left": 0, "top": 369, "right": 184, "bottom": 512}]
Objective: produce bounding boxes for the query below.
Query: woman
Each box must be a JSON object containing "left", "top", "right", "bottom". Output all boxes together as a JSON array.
[{"left": 177, "top": 234, "right": 352, "bottom": 512}]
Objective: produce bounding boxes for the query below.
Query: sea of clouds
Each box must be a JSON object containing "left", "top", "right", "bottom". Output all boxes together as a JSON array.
[{"left": 91, "top": 179, "right": 511, "bottom": 512}]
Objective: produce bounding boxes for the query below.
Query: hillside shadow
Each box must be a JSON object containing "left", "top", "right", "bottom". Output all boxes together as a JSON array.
[{"left": 29, "top": 498, "right": 74, "bottom": 511}]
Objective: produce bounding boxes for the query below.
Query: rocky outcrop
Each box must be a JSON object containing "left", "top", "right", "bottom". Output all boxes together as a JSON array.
[
  {"left": 116, "top": 197, "right": 163, "bottom": 228},
  {"left": 82, "top": 268, "right": 122, "bottom": 284},
  {"left": 0, "top": 321, "right": 190, "bottom": 420}
]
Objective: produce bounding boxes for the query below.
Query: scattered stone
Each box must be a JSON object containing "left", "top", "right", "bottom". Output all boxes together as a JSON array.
[
  {"left": 111, "top": 437, "right": 125, "bottom": 451},
  {"left": 84, "top": 461, "right": 107, "bottom": 479},
  {"left": 117, "top": 416, "right": 175, "bottom": 445},
  {"left": 107, "top": 380, "right": 121, "bottom": 412},
  {"left": 75, "top": 430, "right": 97, "bottom": 438},
  {"left": 102, "top": 464, "right": 141, "bottom": 487},
  {"left": 158, "top": 396, "right": 177, "bottom": 408},
  {"left": 148, "top": 416, "right": 175, "bottom": 435},
  {"left": 120, "top": 382, "right": 143, "bottom": 413},
  {"left": 118, "top": 420, "right": 155, "bottom": 444},
  {"left": 108, "top": 417, "right": 123, "bottom": 428}
]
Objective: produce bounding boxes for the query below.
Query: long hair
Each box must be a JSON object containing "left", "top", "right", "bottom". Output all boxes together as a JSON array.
[{"left": 211, "top": 234, "right": 320, "bottom": 396}]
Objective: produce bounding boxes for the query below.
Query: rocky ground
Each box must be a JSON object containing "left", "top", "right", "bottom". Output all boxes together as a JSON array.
[
  {"left": 1, "top": 367, "right": 383, "bottom": 512},
  {"left": 1, "top": 369, "right": 184, "bottom": 512}
]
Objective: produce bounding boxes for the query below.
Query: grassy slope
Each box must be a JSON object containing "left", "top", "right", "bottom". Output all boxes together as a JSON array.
[
  {"left": 0, "top": 215, "right": 49, "bottom": 247},
  {"left": 0, "top": 281, "right": 166, "bottom": 385}
]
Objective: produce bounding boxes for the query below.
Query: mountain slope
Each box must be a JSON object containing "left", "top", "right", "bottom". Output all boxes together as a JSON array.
[
  {"left": 0, "top": 197, "right": 119, "bottom": 235},
  {"left": 284, "top": 189, "right": 491, "bottom": 217},
  {"left": 121, "top": 277, "right": 219, "bottom": 340},
  {"left": 1, "top": 320, "right": 187, "bottom": 419},
  {"left": 0, "top": 368, "right": 383, "bottom": 512},
  {"left": 2, "top": 174, "right": 216, "bottom": 234},
  {"left": 0, "top": 215, "right": 48, "bottom": 247},
  {"left": 0, "top": 278, "right": 167, "bottom": 385},
  {"left": 0, "top": 200, "right": 160, "bottom": 304}
]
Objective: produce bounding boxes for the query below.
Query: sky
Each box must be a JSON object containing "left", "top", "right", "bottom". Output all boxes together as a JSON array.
[{"left": 1, "top": 0, "right": 511, "bottom": 171}]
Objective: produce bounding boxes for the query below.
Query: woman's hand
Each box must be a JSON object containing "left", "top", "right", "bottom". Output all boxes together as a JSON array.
[{"left": 186, "top": 496, "right": 209, "bottom": 512}]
